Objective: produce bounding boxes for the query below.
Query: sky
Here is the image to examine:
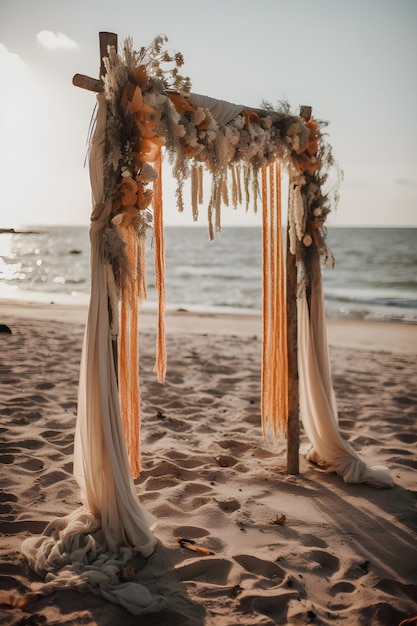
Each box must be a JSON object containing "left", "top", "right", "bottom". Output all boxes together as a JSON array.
[{"left": 0, "top": 0, "right": 416, "bottom": 228}]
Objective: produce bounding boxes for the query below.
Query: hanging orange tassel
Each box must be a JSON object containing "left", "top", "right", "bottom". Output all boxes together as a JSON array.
[
  {"left": 117, "top": 149, "right": 165, "bottom": 478},
  {"left": 261, "top": 162, "right": 288, "bottom": 441},
  {"left": 153, "top": 149, "right": 167, "bottom": 383},
  {"left": 118, "top": 221, "right": 141, "bottom": 478}
]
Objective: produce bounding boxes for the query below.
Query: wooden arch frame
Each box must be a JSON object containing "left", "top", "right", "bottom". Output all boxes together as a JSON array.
[{"left": 73, "top": 31, "right": 333, "bottom": 476}]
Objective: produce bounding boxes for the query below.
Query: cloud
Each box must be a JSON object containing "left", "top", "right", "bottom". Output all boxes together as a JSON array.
[
  {"left": 36, "top": 31, "right": 79, "bottom": 50},
  {"left": 0, "top": 43, "right": 27, "bottom": 71}
]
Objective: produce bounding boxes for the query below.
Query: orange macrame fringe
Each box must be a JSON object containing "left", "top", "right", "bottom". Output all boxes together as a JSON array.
[
  {"left": 118, "top": 224, "right": 142, "bottom": 478},
  {"left": 261, "top": 161, "right": 288, "bottom": 440},
  {"left": 117, "top": 148, "right": 166, "bottom": 478},
  {"left": 153, "top": 150, "right": 167, "bottom": 383}
]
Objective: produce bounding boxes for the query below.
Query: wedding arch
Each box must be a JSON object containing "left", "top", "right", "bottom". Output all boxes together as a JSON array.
[{"left": 21, "top": 32, "right": 393, "bottom": 615}]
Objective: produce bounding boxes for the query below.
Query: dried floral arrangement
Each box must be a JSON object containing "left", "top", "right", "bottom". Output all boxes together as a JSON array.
[{"left": 97, "top": 35, "right": 341, "bottom": 290}]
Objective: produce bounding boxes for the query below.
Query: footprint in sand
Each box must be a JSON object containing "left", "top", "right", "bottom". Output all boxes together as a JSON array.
[
  {"left": 393, "top": 394, "right": 416, "bottom": 406},
  {"left": 0, "top": 491, "right": 17, "bottom": 516},
  {"left": 299, "top": 533, "right": 328, "bottom": 548},
  {"left": 20, "top": 458, "right": 44, "bottom": 472},
  {"left": 174, "top": 525, "right": 209, "bottom": 539},
  {"left": 163, "top": 450, "right": 209, "bottom": 470},
  {"left": 330, "top": 581, "right": 356, "bottom": 595},
  {"left": 19, "top": 439, "right": 44, "bottom": 451},
  {"left": 394, "top": 432, "right": 417, "bottom": 444},
  {"left": 389, "top": 456, "right": 417, "bottom": 469},
  {"left": 386, "top": 447, "right": 413, "bottom": 456},
  {"left": 0, "top": 454, "right": 14, "bottom": 464},
  {"left": 308, "top": 549, "right": 340, "bottom": 575},
  {"left": 234, "top": 554, "right": 286, "bottom": 583},
  {"left": 141, "top": 459, "right": 200, "bottom": 481},
  {"left": 283, "top": 548, "right": 340, "bottom": 577},
  {"left": 35, "top": 382, "right": 55, "bottom": 390},
  {"left": 37, "top": 470, "right": 70, "bottom": 487},
  {"left": 215, "top": 497, "right": 241, "bottom": 513},
  {"left": 215, "top": 454, "right": 239, "bottom": 468},
  {"left": 375, "top": 578, "right": 417, "bottom": 603},
  {"left": 238, "top": 589, "right": 299, "bottom": 616},
  {"left": 144, "top": 475, "right": 182, "bottom": 490},
  {"left": 174, "top": 557, "right": 232, "bottom": 585},
  {"left": 40, "top": 430, "right": 72, "bottom": 446},
  {"left": 217, "top": 439, "right": 252, "bottom": 454}
]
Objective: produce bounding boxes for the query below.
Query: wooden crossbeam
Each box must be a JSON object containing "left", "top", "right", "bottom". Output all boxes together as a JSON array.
[{"left": 73, "top": 32, "right": 117, "bottom": 92}]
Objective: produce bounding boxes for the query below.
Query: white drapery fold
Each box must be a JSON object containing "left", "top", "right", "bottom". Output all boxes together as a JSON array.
[
  {"left": 21, "top": 93, "right": 167, "bottom": 614},
  {"left": 73, "top": 224, "right": 157, "bottom": 552},
  {"left": 188, "top": 92, "right": 244, "bottom": 127},
  {"left": 297, "top": 270, "right": 393, "bottom": 489}
]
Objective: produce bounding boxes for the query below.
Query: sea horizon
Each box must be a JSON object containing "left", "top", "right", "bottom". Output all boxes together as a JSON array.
[{"left": 1, "top": 225, "right": 416, "bottom": 324}]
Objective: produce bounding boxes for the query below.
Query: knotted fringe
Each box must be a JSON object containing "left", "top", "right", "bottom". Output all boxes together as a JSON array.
[
  {"left": 191, "top": 163, "right": 203, "bottom": 222},
  {"left": 117, "top": 150, "right": 165, "bottom": 477},
  {"left": 153, "top": 150, "right": 167, "bottom": 383},
  {"left": 261, "top": 161, "right": 288, "bottom": 440},
  {"left": 118, "top": 223, "right": 141, "bottom": 477}
]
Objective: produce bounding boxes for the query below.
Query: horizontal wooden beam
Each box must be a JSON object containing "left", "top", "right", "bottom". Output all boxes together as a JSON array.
[
  {"left": 73, "top": 32, "right": 117, "bottom": 93},
  {"left": 72, "top": 73, "right": 103, "bottom": 92}
]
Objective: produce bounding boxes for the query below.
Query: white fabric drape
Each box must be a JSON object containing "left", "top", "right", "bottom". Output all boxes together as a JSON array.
[
  {"left": 297, "top": 277, "right": 394, "bottom": 489},
  {"left": 188, "top": 92, "right": 244, "bottom": 127},
  {"left": 21, "top": 93, "right": 167, "bottom": 614}
]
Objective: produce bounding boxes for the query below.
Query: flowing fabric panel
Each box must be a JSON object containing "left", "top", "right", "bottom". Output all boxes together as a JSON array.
[
  {"left": 297, "top": 274, "right": 393, "bottom": 489},
  {"left": 73, "top": 225, "right": 158, "bottom": 552},
  {"left": 188, "top": 92, "right": 244, "bottom": 126},
  {"left": 21, "top": 93, "right": 167, "bottom": 614}
]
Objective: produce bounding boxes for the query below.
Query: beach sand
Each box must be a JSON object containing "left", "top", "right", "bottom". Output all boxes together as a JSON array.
[{"left": 0, "top": 300, "right": 416, "bottom": 625}]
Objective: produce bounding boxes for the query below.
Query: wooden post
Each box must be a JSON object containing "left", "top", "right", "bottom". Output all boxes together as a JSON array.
[
  {"left": 285, "top": 104, "right": 312, "bottom": 475},
  {"left": 72, "top": 32, "right": 117, "bottom": 92},
  {"left": 286, "top": 228, "right": 299, "bottom": 475}
]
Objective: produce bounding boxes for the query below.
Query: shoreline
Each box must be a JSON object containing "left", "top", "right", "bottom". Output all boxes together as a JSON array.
[{"left": 1, "top": 297, "right": 416, "bottom": 354}]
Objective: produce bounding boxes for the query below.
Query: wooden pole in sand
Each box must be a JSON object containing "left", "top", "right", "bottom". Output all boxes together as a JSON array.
[
  {"left": 286, "top": 228, "right": 299, "bottom": 475},
  {"left": 285, "top": 105, "right": 312, "bottom": 475}
]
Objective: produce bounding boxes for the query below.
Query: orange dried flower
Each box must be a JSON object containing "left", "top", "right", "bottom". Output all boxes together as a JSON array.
[
  {"left": 136, "top": 136, "right": 165, "bottom": 164},
  {"left": 168, "top": 92, "right": 197, "bottom": 114},
  {"left": 127, "top": 86, "right": 144, "bottom": 114},
  {"left": 120, "top": 176, "right": 138, "bottom": 206},
  {"left": 132, "top": 65, "right": 149, "bottom": 92},
  {"left": 135, "top": 105, "right": 161, "bottom": 139}
]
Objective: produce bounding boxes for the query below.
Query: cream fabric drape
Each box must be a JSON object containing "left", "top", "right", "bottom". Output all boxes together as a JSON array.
[
  {"left": 188, "top": 92, "right": 244, "bottom": 127},
  {"left": 21, "top": 93, "right": 167, "bottom": 614},
  {"left": 297, "top": 275, "right": 393, "bottom": 489}
]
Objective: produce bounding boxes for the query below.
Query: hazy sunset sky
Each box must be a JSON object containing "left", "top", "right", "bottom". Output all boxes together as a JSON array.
[{"left": 0, "top": 0, "right": 416, "bottom": 227}]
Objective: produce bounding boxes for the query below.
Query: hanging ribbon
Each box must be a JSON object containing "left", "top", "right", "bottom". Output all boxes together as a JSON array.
[
  {"left": 261, "top": 161, "right": 288, "bottom": 440},
  {"left": 118, "top": 219, "right": 142, "bottom": 478},
  {"left": 153, "top": 149, "right": 167, "bottom": 384}
]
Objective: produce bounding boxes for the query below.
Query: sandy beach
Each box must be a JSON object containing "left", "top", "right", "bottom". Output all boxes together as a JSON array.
[{"left": 0, "top": 300, "right": 416, "bottom": 625}]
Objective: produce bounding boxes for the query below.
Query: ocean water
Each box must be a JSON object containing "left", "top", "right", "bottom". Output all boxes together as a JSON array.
[{"left": 0, "top": 225, "right": 416, "bottom": 324}]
